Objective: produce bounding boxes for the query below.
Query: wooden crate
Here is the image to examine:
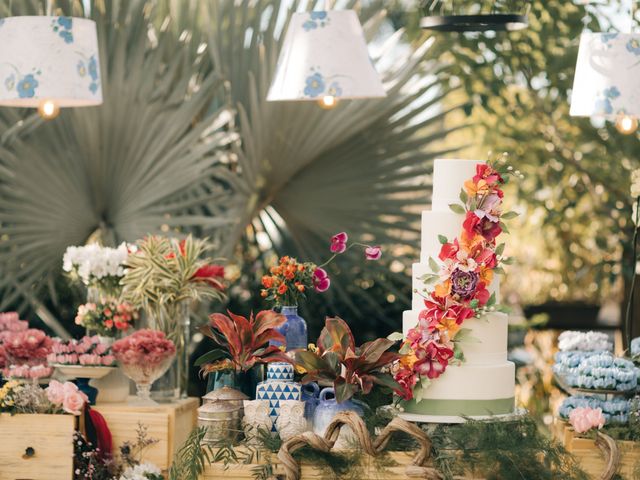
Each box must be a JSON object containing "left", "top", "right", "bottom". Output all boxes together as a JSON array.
[
  {"left": 555, "top": 419, "right": 640, "bottom": 479},
  {"left": 0, "top": 413, "right": 76, "bottom": 480},
  {"left": 201, "top": 450, "right": 482, "bottom": 480},
  {"left": 94, "top": 397, "right": 199, "bottom": 470}
]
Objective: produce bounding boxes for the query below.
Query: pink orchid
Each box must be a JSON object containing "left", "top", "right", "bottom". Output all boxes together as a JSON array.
[
  {"left": 569, "top": 407, "right": 605, "bottom": 434},
  {"left": 313, "top": 267, "right": 331, "bottom": 292},
  {"left": 330, "top": 232, "right": 348, "bottom": 254},
  {"left": 365, "top": 246, "right": 382, "bottom": 260}
]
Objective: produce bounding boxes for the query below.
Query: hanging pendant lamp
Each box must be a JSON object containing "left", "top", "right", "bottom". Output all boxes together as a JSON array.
[
  {"left": 419, "top": 1, "right": 528, "bottom": 32},
  {"left": 267, "top": 10, "right": 386, "bottom": 108},
  {"left": 571, "top": 32, "right": 640, "bottom": 134},
  {"left": 0, "top": 16, "right": 102, "bottom": 119}
]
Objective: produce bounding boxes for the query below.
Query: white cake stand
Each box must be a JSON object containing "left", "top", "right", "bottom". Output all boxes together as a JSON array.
[
  {"left": 51, "top": 364, "right": 116, "bottom": 380},
  {"left": 399, "top": 407, "right": 528, "bottom": 424}
]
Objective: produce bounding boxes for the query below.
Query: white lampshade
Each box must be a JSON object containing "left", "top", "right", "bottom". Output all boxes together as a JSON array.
[
  {"left": 0, "top": 16, "right": 102, "bottom": 108},
  {"left": 267, "top": 10, "right": 386, "bottom": 102},
  {"left": 570, "top": 32, "right": 640, "bottom": 118}
]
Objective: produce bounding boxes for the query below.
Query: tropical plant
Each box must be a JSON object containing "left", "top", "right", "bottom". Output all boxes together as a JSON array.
[
  {"left": 0, "top": 0, "right": 236, "bottom": 332},
  {"left": 195, "top": 310, "right": 290, "bottom": 374},
  {"left": 295, "top": 316, "right": 402, "bottom": 403},
  {"left": 120, "top": 235, "right": 226, "bottom": 335}
]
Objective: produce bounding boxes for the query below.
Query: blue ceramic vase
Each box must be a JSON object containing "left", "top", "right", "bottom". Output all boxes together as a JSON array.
[
  {"left": 301, "top": 382, "right": 320, "bottom": 420},
  {"left": 274, "top": 306, "right": 308, "bottom": 351},
  {"left": 312, "top": 387, "right": 364, "bottom": 437},
  {"left": 206, "top": 366, "right": 263, "bottom": 400},
  {"left": 256, "top": 362, "right": 302, "bottom": 432}
]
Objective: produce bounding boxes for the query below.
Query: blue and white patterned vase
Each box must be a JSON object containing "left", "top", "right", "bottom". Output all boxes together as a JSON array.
[
  {"left": 256, "top": 362, "right": 302, "bottom": 432},
  {"left": 272, "top": 306, "right": 308, "bottom": 351}
]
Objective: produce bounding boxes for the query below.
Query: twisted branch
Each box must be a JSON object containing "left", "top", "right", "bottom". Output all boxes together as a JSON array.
[
  {"left": 277, "top": 411, "right": 442, "bottom": 480},
  {"left": 595, "top": 431, "right": 620, "bottom": 480}
]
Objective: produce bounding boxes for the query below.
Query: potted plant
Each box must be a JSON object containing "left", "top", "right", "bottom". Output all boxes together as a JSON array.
[
  {"left": 195, "top": 310, "right": 290, "bottom": 399},
  {"left": 294, "top": 317, "right": 402, "bottom": 436},
  {"left": 121, "top": 234, "right": 226, "bottom": 399}
]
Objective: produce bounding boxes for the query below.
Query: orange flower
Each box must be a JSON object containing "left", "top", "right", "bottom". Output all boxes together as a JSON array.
[
  {"left": 279, "top": 256, "right": 291, "bottom": 265},
  {"left": 400, "top": 351, "right": 417, "bottom": 369},
  {"left": 297, "top": 265, "right": 305, "bottom": 272},
  {"left": 479, "top": 267, "right": 494, "bottom": 285},
  {"left": 464, "top": 178, "right": 489, "bottom": 197},
  {"left": 284, "top": 265, "right": 296, "bottom": 280},
  {"left": 270, "top": 266, "right": 282, "bottom": 275},
  {"left": 262, "top": 275, "right": 274, "bottom": 288},
  {"left": 434, "top": 279, "right": 451, "bottom": 298},
  {"left": 260, "top": 289, "right": 268, "bottom": 298},
  {"left": 295, "top": 282, "right": 305, "bottom": 292},
  {"left": 437, "top": 318, "right": 461, "bottom": 339},
  {"left": 278, "top": 284, "right": 287, "bottom": 295}
]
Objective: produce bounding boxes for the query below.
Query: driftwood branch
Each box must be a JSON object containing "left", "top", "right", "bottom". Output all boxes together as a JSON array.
[
  {"left": 595, "top": 431, "right": 620, "bottom": 480},
  {"left": 277, "top": 411, "right": 442, "bottom": 480}
]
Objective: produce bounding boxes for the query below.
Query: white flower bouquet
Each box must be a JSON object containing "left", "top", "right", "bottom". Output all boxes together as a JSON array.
[{"left": 62, "top": 243, "right": 129, "bottom": 297}]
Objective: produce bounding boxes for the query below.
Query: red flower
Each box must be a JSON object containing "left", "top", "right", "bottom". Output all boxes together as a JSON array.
[
  {"left": 439, "top": 239, "right": 460, "bottom": 261},
  {"left": 475, "top": 247, "right": 498, "bottom": 269},
  {"left": 330, "top": 232, "right": 348, "bottom": 254},
  {"left": 193, "top": 264, "right": 225, "bottom": 290},
  {"left": 419, "top": 296, "right": 474, "bottom": 330},
  {"left": 414, "top": 342, "right": 454, "bottom": 379},
  {"left": 394, "top": 368, "right": 418, "bottom": 400},
  {"left": 165, "top": 239, "right": 187, "bottom": 259},
  {"left": 473, "top": 163, "right": 503, "bottom": 186},
  {"left": 463, "top": 211, "right": 502, "bottom": 243},
  {"left": 473, "top": 283, "right": 491, "bottom": 305},
  {"left": 313, "top": 267, "right": 331, "bottom": 292}
]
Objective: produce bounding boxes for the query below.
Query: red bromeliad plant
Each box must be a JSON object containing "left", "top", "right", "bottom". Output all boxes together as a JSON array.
[
  {"left": 294, "top": 317, "right": 403, "bottom": 403},
  {"left": 195, "top": 310, "right": 291, "bottom": 374}
]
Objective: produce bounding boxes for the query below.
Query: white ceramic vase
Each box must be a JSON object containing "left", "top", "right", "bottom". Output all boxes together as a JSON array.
[{"left": 276, "top": 400, "right": 307, "bottom": 441}]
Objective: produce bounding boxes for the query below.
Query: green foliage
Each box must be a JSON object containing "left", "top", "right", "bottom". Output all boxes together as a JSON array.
[
  {"left": 429, "top": 415, "right": 589, "bottom": 480},
  {"left": 168, "top": 427, "right": 215, "bottom": 480},
  {"left": 295, "top": 316, "right": 401, "bottom": 402}
]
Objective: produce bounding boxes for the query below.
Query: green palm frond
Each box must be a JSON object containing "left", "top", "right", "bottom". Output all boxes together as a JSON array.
[
  {"left": 0, "top": 0, "right": 235, "bottom": 324},
  {"left": 201, "top": 0, "right": 467, "bottom": 334}
]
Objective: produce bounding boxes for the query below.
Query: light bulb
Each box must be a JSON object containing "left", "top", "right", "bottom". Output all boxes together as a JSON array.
[
  {"left": 615, "top": 114, "right": 638, "bottom": 135},
  {"left": 318, "top": 95, "right": 338, "bottom": 109},
  {"left": 38, "top": 100, "right": 60, "bottom": 120}
]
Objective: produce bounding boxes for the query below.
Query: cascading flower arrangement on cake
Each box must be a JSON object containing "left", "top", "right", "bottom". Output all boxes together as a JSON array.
[{"left": 394, "top": 158, "right": 521, "bottom": 402}]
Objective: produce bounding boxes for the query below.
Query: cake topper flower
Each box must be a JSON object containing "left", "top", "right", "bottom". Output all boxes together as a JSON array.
[
  {"left": 260, "top": 232, "right": 381, "bottom": 308},
  {"left": 394, "top": 155, "right": 521, "bottom": 402}
]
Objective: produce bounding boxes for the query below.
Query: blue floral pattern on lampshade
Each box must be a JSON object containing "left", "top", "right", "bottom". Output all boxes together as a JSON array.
[
  {"left": 626, "top": 38, "right": 640, "bottom": 56},
  {"left": 303, "top": 69, "right": 344, "bottom": 99},
  {"left": 0, "top": 16, "right": 102, "bottom": 106},
  {"left": 571, "top": 33, "right": 640, "bottom": 119},
  {"left": 51, "top": 16, "right": 74, "bottom": 44},
  {"left": 303, "top": 11, "right": 330, "bottom": 31}
]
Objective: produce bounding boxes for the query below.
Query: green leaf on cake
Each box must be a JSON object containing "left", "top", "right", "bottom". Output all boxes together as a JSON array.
[
  {"left": 438, "top": 234, "right": 448, "bottom": 244},
  {"left": 496, "top": 305, "right": 512, "bottom": 314},
  {"left": 501, "top": 211, "right": 519, "bottom": 220},
  {"left": 449, "top": 203, "right": 466, "bottom": 215},
  {"left": 413, "top": 378, "right": 431, "bottom": 403},
  {"left": 387, "top": 332, "right": 404, "bottom": 342},
  {"left": 428, "top": 257, "right": 440, "bottom": 272},
  {"left": 495, "top": 243, "right": 505, "bottom": 256},
  {"left": 454, "top": 327, "right": 481, "bottom": 344},
  {"left": 453, "top": 343, "right": 466, "bottom": 362},
  {"left": 501, "top": 257, "right": 515, "bottom": 265},
  {"left": 469, "top": 299, "right": 479, "bottom": 309},
  {"left": 459, "top": 189, "right": 468, "bottom": 204},
  {"left": 399, "top": 342, "right": 413, "bottom": 355},
  {"left": 499, "top": 221, "right": 510, "bottom": 234},
  {"left": 487, "top": 292, "right": 497, "bottom": 306},
  {"left": 419, "top": 273, "right": 439, "bottom": 285},
  {"left": 494, "top": 266, "right": 505, "bottom": 275}
]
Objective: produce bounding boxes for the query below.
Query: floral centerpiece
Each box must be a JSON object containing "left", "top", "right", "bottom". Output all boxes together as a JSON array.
[
  {"left": 63, "top": 243, "right": 129, "bottom": 299},
  {"left": 260, "top": 233, "right": 381, "bottom": 349},
  {"left": 48, "top": 336, "right": 116, "bottom": 366},
  {"left": 120, "top": 235, "right": 226, "bottom": 398},
  {"left": 393, "top": 160, "right": 520, "bottom": 401},
  {"left": 1, "top": 328, "right": 54, "bottom": 380},
  {"left": 196, "top": 310, "right": 290, "bottom": 397},
  {"left": 111, "top": 329, "right": 176, "bottom": 405},
  {"left": 0, "top": 312, "right": 28, "bottom": 336},
  {"left": 75, "top": 300, "right": 138, "bottom": 337},
  {"left": 0, "top": 379, "right": 88, "bottom": 416}
]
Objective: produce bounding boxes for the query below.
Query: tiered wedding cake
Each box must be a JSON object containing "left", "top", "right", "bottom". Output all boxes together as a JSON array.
[{"left": 399, "top": 159, "right": 515, "bottom": 422}]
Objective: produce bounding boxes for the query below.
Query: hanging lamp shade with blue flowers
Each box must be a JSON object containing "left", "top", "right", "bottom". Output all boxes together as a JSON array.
[
  {"left": 570, "top": 32, "right": 640, "bottom": 120},
  {"left": 0, "top": 16, "right": 102, "bottom": 108},
  {"left": 267, "top": 10, "right": 386, "bottom": 103}
]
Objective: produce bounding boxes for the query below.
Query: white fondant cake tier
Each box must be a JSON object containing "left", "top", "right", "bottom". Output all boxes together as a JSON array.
[
  {"left": 431, "top": 159, "right": 483, "bottom": 212},
  {"left": 402, "top": 312, "right": 508, "bottom": 365},
  {"left": 421, "top": 361, "right": 515, "bottom": 401}
]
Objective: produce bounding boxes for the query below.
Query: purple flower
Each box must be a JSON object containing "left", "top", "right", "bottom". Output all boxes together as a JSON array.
[{"left": 450, "top": 269, "right": 479, "bottom": 299}]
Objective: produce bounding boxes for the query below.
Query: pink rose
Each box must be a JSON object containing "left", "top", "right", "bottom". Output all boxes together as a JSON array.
[
  {"left": 364, "top": 246, "right": 382, "bottom": 260},
  {"left": 46, "top": 380, "right": 65, "bottom": 404},
  {"left": 62, "top": 389, "right": 88, "bottom": 415},
  {"left": 569, "top": 407, "right": 605, "bottom": 434}
]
